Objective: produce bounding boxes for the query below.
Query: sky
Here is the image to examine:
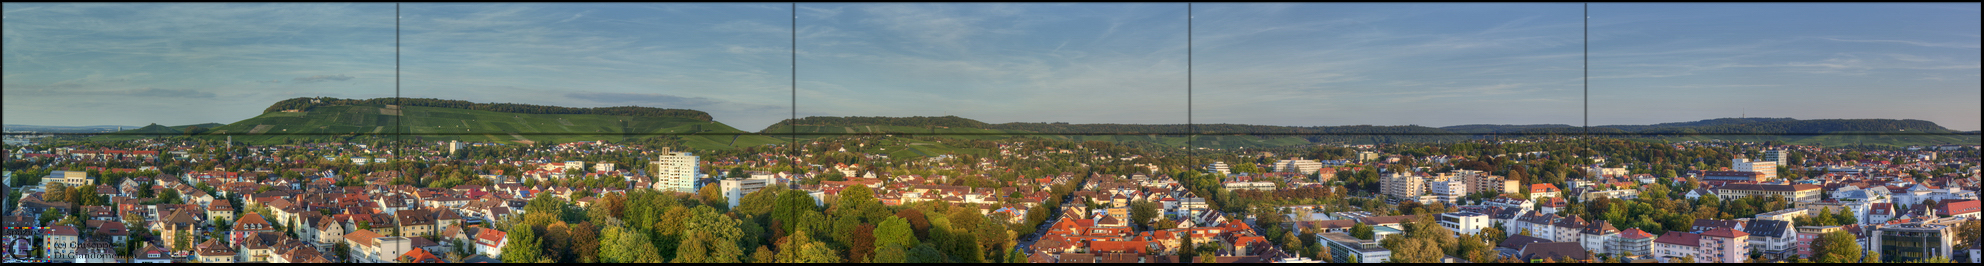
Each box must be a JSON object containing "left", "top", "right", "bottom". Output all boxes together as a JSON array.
[{"left": 4, "top": 3, "right": 1978, "bottom": 132}]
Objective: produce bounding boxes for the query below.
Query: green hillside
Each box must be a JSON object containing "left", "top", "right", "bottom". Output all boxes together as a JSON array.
[
  {"left": 762, "top": 116, "right": 1979, "bottom": 150},
  {"left": 98, "top": 103, "right": 780, "bottom": 150}
]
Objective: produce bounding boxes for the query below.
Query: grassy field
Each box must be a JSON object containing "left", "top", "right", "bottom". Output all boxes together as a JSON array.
[{"left": 94, "top": 105, "right": 785, "bottom": 149}]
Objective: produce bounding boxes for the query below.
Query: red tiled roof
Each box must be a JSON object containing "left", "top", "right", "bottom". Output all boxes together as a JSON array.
[
  {"left": 1936, "top": 200, "right": 1979, "bottom": 216},
  {"left": 1620, "top": 228, "right": 1655, "bottom": 239},
  {"left": 1653, "top": 231, "right": 1701, "bottom": 246},
  {"left": 1701, "top": 227, "right": 1748, "bottom": 239},
  {"left": 1529, "top": 183, "right": 1560, "bottom": 193}
]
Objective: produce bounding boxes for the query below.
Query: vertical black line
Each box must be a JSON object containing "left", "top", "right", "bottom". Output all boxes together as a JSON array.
[
  {"left": 396, "top": 3, "right": 402, "bottom": 156},
  {"left": 791, "top": 3, "right": 799, "bottom": 181},
  {"left": 1583, "top": 3, "right": 1590, "bottom": 168},
  {"left": 1187, "top": 3, "right": 1194, "bottom": 173}
]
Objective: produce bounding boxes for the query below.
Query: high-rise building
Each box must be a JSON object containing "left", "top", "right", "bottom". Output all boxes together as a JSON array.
[
  {"left": 1380, "top": 172, "right": 1425, "bottom": 201},
  {"left": 1732, "top": 156, "right": 1778, "bottom": 180},
  {"left": 1763, "top": 149, "right": 1789, "bottom": 166},
  {"left": 653, "top": 150, "right": 699, "bottom": 193}
]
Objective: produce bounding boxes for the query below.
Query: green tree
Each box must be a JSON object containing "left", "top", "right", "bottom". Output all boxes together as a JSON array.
[
  {"left": 1810, "top": 230, "right": 1862, "bottom": 263},
  {"left": 1351, "top": 223, "right": 1375, "bottom": 240},
  {"left": 750, "top": 246, "right": 777, "bottom": 263},
  {"left": 835, "top": 185, "right": 874, "bottom": 215},
  {"left": 1832, "top": 208, "right": 1857, "bottom": 225},
  {"left": 674, "top": 206, "right": 745, "bottom": 263},
  {"left": 598, "top": 225, "right": 663, "bottom": 263},
  {"left": 908, "top": 243, "right": 948, "bottom": 263},
  {"left": 1130, "top": 200, "right": 1159, "bottom": 229},
  {"left": 872, "top": 243, "right": 909, "bottom": 263},
  {"left": 875, "top": 216, "right": 918, "bottom": 250},
  {"left": 774, "top": 230, "right": 842, "bottom": 263},
  {"left": 501, "top": 223, "right": 543, "bottom": 263},
  {"left": 697, "top": 184, "right": 728, "bottom": 211}
]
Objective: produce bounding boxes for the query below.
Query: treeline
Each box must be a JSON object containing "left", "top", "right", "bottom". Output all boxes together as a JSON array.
[
  {"left": 767, "top": 116, "right": 990, "bottom": 129},
  {"left": 1598, "top": 118, "right": 1954, "bottom": 133},
  {"left": 261, "top": 97, "right": 713, "bottom": 121}
]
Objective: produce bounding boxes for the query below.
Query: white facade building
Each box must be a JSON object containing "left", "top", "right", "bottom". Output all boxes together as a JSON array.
[{"left": 652, "top": 151, "right": 699, "bottom": 193}]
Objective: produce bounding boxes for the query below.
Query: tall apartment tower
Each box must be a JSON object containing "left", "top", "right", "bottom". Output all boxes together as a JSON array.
[
  {"left": 1763, "top": 149, "right": 1789, "bottom": 166},
  {"left": 1379, "top": 172, "right": 1425, "bottom": 201},
  {"left": 1733, "top": 156, "right": 1778, "bottom": 180},
  {"left": 653, "top": 149, "right": 699, "bottom": 193}
]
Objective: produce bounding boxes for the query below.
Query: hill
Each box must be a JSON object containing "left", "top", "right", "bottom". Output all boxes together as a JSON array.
[
  {"left": 760, "top": 116, "right": 1978, "bottom": 149},
  {"left": 95, "top": 99, "right": 780, "bottom": 150}
]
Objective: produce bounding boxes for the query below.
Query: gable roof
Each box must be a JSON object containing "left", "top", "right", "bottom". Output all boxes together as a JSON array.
[
  {"left": 1654, "top": 231, "right": 1701, "bottom": 246},
  {"left": 1742, "top": 220, "right": 1790, "bottom": 238},
  {"left": 1519, "top": 242, "right": 1588, "bottom": 261},
  {"left": 1701, "top": 227, "right": 1749, "bottom": 239},
  {"left": 235, "top": 212, "right": 274, "bottom": 231},
  {"left": 1499, "top": 234, "right": 1553, "bottom": 250}
]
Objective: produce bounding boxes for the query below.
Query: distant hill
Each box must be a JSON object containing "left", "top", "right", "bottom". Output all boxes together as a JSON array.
[
  {"left": 760, "top": 116, "right": 1979, "bottom": 149},
  {"left": 95, "top": 98, "right": 779, "bottom": 150},
  {"left": 3, "top": 124, "right": 142, "bottom": 133},
  {"left": 263, "top": 97, "right": 714, "bottom": 121}
]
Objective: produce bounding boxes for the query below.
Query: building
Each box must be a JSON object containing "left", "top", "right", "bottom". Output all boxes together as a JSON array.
[
  {"left": 1438, "top": 211, "right": 1490, "bottom": 236},
  {"left": 1744, "top": 219, "right": 1796, "bottom": 260},
  {"left": 1763, "top": 150, "right": 1789, "bottom": 166},
  {"left": 1357, "top": 151, "right": 1381, "bottom": 162},
  {"left": 1870, "top": 218, "right": 1962, "bottom": 262},
  {"left": 395, "top": 209, "right": 437, "bottom": 239},
  {"left": 43, "top": 225, "right": 79, "bottom": 261},
  {"left": 1319, "top": 232, "right": 1391, "bottom": 263},
  {"left": 1794, "top": 226, "right": 1842, "bottom": 258},
  {"left": 1652, "top": 231, "right": 1701, "bottom": 263},
  {"left": 475, "top": 228, "right": 507, "bottom": 258},
  {"left": 1462, "top": 173, "right": 1519, "bottom": 195},
  {"left": 1379, "top": 173, "right": 1424, "bottom": 201},
  {"left": 1517, "top": 242, "right": 1592, "bottom": 263},
  {"left": 1207, "top": 161, "right": 1232, "bottom": 175},
  {"left": 1715, "top": 184, "right": 1823, "bottom": 202},
  {"left": 1731, "top": 156, "right": 1778, "bottom": 180},
  {"left": 1934, "top": 199, "right": 1980, "bottom": 219},
  {"left": 229, "top": 212, "right": 276, "bottom": 249},
  {"left": 651, "top": 150, "right": 699, "bottom": 193},
  {"left": 345, "top": 229, "right": 412, "bottom": 263},
  {"left": 1273, "top": 159, "right": 1324, "bottom": 175},
  {"left": 196, "top": 239, "right": 236, "bottom": 263},
  {"left": 49, "top": 170, "right": 92, "bottom": 187},
  {"left": 1580, "top": 220, "right": 1620, "bottom": 255},
  {"left": 1698, "top": 227, "right": 1750, "bottom": 263},
  {"left": 1528, "top": 183, "right": 1561, "bottom": 200},
  {"left": 720, "top": 177, "right": 769, "bottom": 209},
  {"left": 1427, "top": 180, "right": 1468, "bottom": 204},
  {"left": 1611, "top": 228, "right": 1655, "bottom": 259},
  {"left": 1700, "top": 171, "right": 1767, "bottom": 182}
]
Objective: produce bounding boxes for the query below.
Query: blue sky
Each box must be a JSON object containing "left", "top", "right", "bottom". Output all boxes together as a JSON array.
[{"left": 4, "top": 3, "right": 1978, "bottom": 131}]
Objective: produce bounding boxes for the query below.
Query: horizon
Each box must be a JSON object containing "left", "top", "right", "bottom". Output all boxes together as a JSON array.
[
  {"left": 5, "top": 3, "right": 1978, "bottom": 131},
  {"left": 6, "top": 113, "right": 1976, "bottom": 132}
]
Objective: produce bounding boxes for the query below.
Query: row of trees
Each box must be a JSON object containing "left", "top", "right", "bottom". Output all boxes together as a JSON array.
[{"left": 262, "top": 97, "right": 713, "bottom": 121}]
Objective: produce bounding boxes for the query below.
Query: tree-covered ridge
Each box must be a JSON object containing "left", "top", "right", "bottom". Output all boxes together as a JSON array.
[
  {"left": 1599, "top": 118, "right": 1957, "bottom": 134},
  {"left": 767, "top": 116, "right": 991, "bottom": 130},
  {"left": 262, "top": 97, "right": 713, "bottom": 121},
  {"left": 770, "top": 116, "right": 1962, "bottom": 135}
]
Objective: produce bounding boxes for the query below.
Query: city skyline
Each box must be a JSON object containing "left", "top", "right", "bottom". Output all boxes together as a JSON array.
[{"left": 4, "top": 3, "right": 1978, "bottom": 131}]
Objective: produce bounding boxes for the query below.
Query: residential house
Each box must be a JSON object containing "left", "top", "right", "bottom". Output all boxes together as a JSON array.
[{"left": 1743, "top": 219, "right": 1795, "bottom": 260}]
